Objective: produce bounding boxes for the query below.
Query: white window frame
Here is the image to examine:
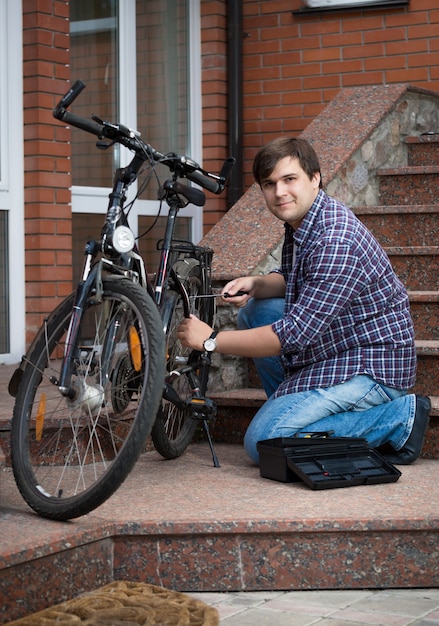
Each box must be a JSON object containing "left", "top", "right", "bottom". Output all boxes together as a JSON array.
[
  {"left": 0, "top": 0, "right": 25, "bottom": 363},
  {"left": 71, "top": 0, "right": 203, "bottom": 245}
]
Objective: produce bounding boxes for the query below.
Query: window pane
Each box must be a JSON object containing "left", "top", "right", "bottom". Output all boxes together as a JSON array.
[
  {"left": 72, "top": 213, "right": 104, "bottom": 285},
  {"left": 136, "top": 0, "right": 189, "bottom": 199},
  {"left": 70, "top": 1, "right": 119, "bottom": 186},
  {"left": 0, "top": 211, "right": 9, "bottom": 352},
  {"left": 137, "top": 215, "right": 190, "bottom": 274}
]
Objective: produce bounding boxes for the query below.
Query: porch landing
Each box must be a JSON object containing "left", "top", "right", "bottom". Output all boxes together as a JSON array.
[{"left": 1, "top": 360, "right": 439, "bottom": 623}]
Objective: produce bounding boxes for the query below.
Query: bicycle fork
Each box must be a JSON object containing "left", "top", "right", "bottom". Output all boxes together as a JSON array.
[{"left": 56, "top": 262, "right": 122, "bottom": 414}]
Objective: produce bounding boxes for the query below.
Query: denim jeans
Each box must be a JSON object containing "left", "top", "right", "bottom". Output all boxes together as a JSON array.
[{"left": 237, "top": 298, "right": 415, "bottom": 464}]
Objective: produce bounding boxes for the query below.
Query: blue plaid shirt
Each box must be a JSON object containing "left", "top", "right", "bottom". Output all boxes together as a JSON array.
[{"left": 271, "top": 190, "right": 416, "bottom": 397}]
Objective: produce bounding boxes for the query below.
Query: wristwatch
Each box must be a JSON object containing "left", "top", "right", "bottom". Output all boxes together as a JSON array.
[{"left": 203, "top": 331, "right": 218, "bottom": 353}]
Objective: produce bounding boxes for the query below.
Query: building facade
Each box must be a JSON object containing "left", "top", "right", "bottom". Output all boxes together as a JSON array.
[{"left": 1, "top": 0, "right": 438, "bottom": 363}]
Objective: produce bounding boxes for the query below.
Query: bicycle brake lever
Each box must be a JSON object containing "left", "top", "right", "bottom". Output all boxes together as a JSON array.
[{"left": 96, "top": 140, "right": 115, "bottom": 150}]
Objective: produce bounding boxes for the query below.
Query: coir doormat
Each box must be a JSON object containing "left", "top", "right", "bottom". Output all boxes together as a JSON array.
[{"left": 6, "top": 580, "right": 219, "bottom": 626}]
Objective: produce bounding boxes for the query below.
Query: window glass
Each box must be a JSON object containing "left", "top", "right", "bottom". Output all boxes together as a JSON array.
[
  {"left": 70, "top": 1, "right": 194, "bottom": 286},
  {"left": 70, "top": 0, "right": 190, "bottom": 193},
  {"left": 70, "top": 0, "right": 119, "bottom": 186},
  {"left": 137, "top": 215, "right": 190, "bottom": 272},
  {"left": 136, "top": 0, "right": 189, "bottom": 199},
  {"left": 0, "top": 211, "right": 9, "bottom": 352},
  {"left": 0, "top": 2, "right": 9, "bottom": 351},
  {"left": 72, "top": 213, "right": 104, "bottom": 285}
]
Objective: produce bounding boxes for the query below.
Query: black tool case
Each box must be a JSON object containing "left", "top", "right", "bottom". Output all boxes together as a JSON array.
[{"left": 257, "top": 436, "right": 401, "bottom": 489}]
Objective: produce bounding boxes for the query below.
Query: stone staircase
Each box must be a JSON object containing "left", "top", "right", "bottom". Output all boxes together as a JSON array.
[
  {"left": 204, "top": 88, "right": 439, "bottom": 458},
  {"left": 358, "top": 133, "right": 439, "bottom": 455}
]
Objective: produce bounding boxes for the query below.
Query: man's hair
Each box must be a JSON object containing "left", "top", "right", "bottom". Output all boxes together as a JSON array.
[{"left": 252, "top": 137, "right": 322, "bottom": 188}]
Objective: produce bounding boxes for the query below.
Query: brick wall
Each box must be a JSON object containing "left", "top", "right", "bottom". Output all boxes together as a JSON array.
[
  {"left": 22, "top": 0, "right": 72, "bottom": 343},
  {"left": 240, "top": 0, "right": 439, "bottom": 190},
  {"left": 20, "top": 0, "right": 439, "bottom": 340},
  {"left": 200, "top": 1, "right": 229, "bottom": 231}
]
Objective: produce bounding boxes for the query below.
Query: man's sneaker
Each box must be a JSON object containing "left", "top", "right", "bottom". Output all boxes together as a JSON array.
[{"left": 385, "top": 395, "right": 430, "bottom": 465}]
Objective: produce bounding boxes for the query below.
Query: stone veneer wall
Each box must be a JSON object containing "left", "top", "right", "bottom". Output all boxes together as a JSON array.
[{"left": 202, "top": 84, "right": 439, "bottom": 393}]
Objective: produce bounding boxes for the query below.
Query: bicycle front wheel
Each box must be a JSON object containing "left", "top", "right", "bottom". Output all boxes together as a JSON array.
[
  {"left": 11, "top": 278, "right": 165, "bottom": 520},
  {"left": 151, "top": 257, "right": 214, "bottom": 459}
]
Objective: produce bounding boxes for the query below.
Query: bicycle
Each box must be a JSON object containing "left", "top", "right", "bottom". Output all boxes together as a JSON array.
[{"left": 8, "top": 80, "right": 234, "bottom": 521}]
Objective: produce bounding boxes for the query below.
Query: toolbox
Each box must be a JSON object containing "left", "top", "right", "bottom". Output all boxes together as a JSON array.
[{"left": 257, "top": 435, "right": 401, "bottom": 489}]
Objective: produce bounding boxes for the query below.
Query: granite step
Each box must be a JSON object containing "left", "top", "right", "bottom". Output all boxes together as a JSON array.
[
  {"left": 377, "top": 165, "right": 439, "bottom": 205},
  {"left": 209, "top": 338, "right": 439, "bottom": 458},
  {"left": 406, "top": 134, "right": 439, "bottom": 166},
  {"left": 383, "top": 245, "right": 439, "bottom": 291},
  {"left": 3, "top": 444, "right": 439, "bottom": 622},
  {"left": 353, "top": 205, "right": 439, "bottom": 247},
  {"left": 209, "top": 387, "right": 439, "bottom": 459},
  {"left": 408, "top": 290, "right": 439, "bottom": 339},
  {"left": 211, "top": 386, "right": 439, "bottom": 416}
]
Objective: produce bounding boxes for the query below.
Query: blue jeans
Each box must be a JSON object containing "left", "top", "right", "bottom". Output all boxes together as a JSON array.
[{"left": 238, "top": 298, "right": 415, "bottom": 464}]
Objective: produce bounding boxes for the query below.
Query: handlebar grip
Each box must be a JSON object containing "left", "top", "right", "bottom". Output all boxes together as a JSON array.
[
  {"left": 54, "top": 80, "right": 86, "bottom": 116},
  {"left": 186, "top": 170, "right": 221, "bottom": 194},
  {"left": 219, "top": 157, "right": 236, "bottom": 182},
  {"left": 55, "top": 109, "right": 104, "bottom": 137}
]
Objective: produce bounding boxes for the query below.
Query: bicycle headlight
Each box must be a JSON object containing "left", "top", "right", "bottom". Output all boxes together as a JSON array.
[{"left": 113, "top": 226, "right": 135, "bottom": 254}]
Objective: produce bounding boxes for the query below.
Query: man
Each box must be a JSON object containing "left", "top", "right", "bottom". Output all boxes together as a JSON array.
[{"left": 177, "top": 137, "right": 430, "bottom": 465}]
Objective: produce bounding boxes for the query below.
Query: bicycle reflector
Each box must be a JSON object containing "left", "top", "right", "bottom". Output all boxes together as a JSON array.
[
  {"left": 113, "top": 225, "right": 135, "bottom": 254},
  {"left": 128, "top": 326, "right": 142, "bottom": 372}
]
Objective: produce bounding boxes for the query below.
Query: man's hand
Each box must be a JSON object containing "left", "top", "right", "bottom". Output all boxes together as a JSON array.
[
  {"left": 177, "top": 315, "right": 214, "bottom": 351},
  {"left": 222, "top": 273, "right": 286, "bottom": 306},
  {"left": 221, "top": 277, "right": 255, "bottom": 308}
]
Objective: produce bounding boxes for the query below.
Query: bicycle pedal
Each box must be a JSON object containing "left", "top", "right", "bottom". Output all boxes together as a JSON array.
[{"left": 188, "top": 397, "right": 217, "bottom": 418}]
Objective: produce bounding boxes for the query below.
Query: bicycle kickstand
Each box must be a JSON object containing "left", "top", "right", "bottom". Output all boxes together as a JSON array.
[{"left": 202, "top": 419, "right": 220, "bottom": 468}]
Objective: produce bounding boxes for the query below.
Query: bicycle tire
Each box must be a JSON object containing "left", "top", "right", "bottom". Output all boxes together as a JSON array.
[
  {"left": 11, "top": 278, "right": 165, "bottom": 520},
  {"left": 151, "top": 257, "right": 214, "bottom": 459}
]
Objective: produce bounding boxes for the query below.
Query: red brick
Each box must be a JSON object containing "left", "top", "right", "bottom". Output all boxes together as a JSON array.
[
  {"left": 322, "top": 60, "right": 363, "bottom": 75},
  {"left": 408, "top": 52, "right": 439, "bottom": 68},
  {"left": 364, "top": 27, "right": 406, "bottom": 44},
  {"left": 343, "top": 43, "right": 385, "bottom": 60},
  {"left": 385, "top": 67, "right": 429, "bottom": 82},
  {"left": 342, "top": 71, "right": 384, "bottom": 86},
  {"left": 386, "top": 39, "right": 429, "bottom": 55},
  {"left": 302, "top": 47, "right": 341, "bottom": 63},
  {"left": 365, "top": 56, "right": 404, "bottom": 71},
  {"left": 343, "top": 15, "right": 385, "bottom": 32},
  {"left": 386, "top": 11, "right": 429, "bottom": 27}
]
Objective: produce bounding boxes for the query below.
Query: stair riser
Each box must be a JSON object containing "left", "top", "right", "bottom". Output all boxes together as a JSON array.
[
  {"left": 413, "top": 354, "right": 439, "bottom": 396},
  {"left": 408, "top": 141, "right": 439, "bottom": 166},
  {"left": 379, "top": 173, "right": 439, "bottom": 205},
  {"left": 409, "top": 301, "right": 439, "bottom": 338},
  {"left": 387, "top": 254, "right": 439, "bottom": 290},
  {"left": 357, "top": 213, "right": 439, "bottom": 247},
  {"left": 213, "top": 401, "right": 439, "bottom": 458}
]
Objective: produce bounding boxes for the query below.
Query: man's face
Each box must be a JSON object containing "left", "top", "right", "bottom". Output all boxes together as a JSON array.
[{"left": 260, "top": 156, "right": 320, "bottom": 229}]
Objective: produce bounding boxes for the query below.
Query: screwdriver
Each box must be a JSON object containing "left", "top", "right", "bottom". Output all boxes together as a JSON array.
[{"left": 189, "top": 290, "right": 249, "bottom": 299}]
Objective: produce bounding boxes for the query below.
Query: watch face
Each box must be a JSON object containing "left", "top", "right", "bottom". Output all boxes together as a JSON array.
[{"left": 204, "top": 338, "right": 216, "bottom": 352}]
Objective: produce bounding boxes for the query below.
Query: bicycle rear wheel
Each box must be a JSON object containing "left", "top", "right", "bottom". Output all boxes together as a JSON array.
[
  {"left": 11, "top": 278, "right": 165, "bottom": 520},
  {"left": 151, "top": 257, "right": 214, "bottom": 459}
]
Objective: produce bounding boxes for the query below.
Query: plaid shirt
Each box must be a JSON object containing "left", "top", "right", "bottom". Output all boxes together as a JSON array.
[{"left": 271, "top": 190, "right": 416, "bottom": 397}]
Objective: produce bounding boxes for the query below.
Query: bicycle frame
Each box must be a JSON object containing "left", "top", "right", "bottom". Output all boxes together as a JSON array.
[
  {"left": 7, "top": 81, "right": 233, "bottom": 522},
  {"left": 9, "top": 78, "right": 234, "bottom": 435},
  {"left": 57, "top": 159, "right": 202, "bottom": 400}
]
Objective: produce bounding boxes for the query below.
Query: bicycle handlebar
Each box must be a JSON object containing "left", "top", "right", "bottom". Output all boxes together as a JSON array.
[{"left": 53, "top": 80, "right": 235, "bottom": 195}]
